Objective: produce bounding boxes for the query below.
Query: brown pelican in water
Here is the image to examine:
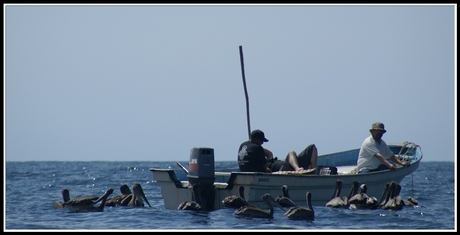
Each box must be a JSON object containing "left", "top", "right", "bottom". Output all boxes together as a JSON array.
[
  {"left": 284, "top": 191, "right": 314, "bottom": 220},
  {"left": 326, "top": 180, "right": 348, "bottom": 208},
  {"left": 120, "top": 183, "right": 152, "bottom": 207},
  {"left": 234, "top": 193, "right": 286, "bottom": 219},
  {"left": 394, "top": 183, "right": 418, "bottom": 206},
  {"left": 348, "top": 183, "right": 370, "bottom": 208},
  {"left": 104, "top": 184, "right": 132, "bottom": 207},
  {"left": 390, "top": 183, "right": 418, "bottom": 206},
  {"left": 178, "top": 200, "right": 202, "bottom": 210},
  {"left": 53, "top": 188, "right": 71, "bottom": 208},
  {"left": 222, "top": 186, "right": 249, "bottom": 208},
  {"left": 404, "top": 197, "right": 419, "bottom": 206},
  {"left": 178, "top": 184, "right": 202, "bottom": 211},
  {"left": 382, "top": 181, "right": 404, "bottom": 211},
  {"left": 275, "top": 185, "right": 296, "bottom": 207},
  {"left": 349, "top": 184, "right": 380, "bottom": 210},
  {"left": 62, "top": 188, "right": 114, "bottom": 212},
  {"left": 376, "top": 182, "right": 391, "bottom": 209}
]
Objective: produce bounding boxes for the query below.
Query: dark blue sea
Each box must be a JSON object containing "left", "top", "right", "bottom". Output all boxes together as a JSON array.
[{"left": 4, "top": 161, "right": 456, "bottom": 231}]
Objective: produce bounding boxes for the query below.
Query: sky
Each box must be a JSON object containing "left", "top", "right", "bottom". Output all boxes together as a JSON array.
[{"left": 4, "top": 4, "right": 456, "bottom": 163}]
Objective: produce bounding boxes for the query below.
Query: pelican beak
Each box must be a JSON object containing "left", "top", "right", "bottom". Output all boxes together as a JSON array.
[
  {"left": 90, "top": 195, "right": 105, "bottom": 207},
  {"left": 90, "top": 188, "right": 113, "bottom": 207},
  {"left": 135, "top": 184, "right": 152, "bottom": 208},
  {"left": 141, "top": 194, "right": 152, "bottom": 208},
  {"left": 268, "top": 195, "right": 286, "bottom": 212}
]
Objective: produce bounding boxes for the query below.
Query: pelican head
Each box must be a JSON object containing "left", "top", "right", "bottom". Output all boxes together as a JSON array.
[
  {"left": 263, "top": 193, "right": 286, "bottom": 212},
  {"left": 123, "top": 183, "right": 152, "bottom": 207},
  {"left": 61, "top": 188, "right": 71, "bottom": 202},
  {"left": 120, "top": 184, "right": 132, "bottom": 195}
]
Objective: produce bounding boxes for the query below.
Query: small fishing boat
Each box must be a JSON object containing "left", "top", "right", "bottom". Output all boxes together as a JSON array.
[{"left": 151, "top": 141, "right": 422, "bottom": 210}]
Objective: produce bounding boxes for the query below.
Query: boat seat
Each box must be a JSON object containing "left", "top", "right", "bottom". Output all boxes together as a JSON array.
[
  {"left": 272, "top": 168, "right": 317, "bottom": 175},
  {"left": 315, "top": 165, "right": 338, "bottom": 175},
  {"left": 336, "top": 166, "right": 358, "bottom": 175}
]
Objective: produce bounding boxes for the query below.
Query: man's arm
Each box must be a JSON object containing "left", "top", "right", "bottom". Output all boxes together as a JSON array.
[
  {"left": 262, "top": 148, "right": 273, "bottom": 173},
  {"left": 390, "top": 155, "right": 410, "bottom": 166},
  {"left": 374, "top": 153, "right": 397, "bottom": 170},
  {"left": 264, "top": 148, "right": 273, "bottom": 161},
  {"left": 263, "top": 163, "right": 272, "bottom": 173}
]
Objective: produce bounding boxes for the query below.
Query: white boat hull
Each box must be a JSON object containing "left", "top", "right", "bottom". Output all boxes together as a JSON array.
[{"left": 151, "top": 142, "right": 422, "bottom": 209}]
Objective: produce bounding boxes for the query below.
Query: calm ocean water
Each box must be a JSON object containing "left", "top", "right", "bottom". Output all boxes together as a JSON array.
[{"left": 5, "top": 161, "right": 456, "bottom": 231}]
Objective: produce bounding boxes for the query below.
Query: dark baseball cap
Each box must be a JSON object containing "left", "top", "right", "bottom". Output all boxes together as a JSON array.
[{"left": 250, "top": 129, "right": 269, "bottom": 142}]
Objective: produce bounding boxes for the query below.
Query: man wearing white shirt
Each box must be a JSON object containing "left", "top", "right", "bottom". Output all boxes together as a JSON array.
[{"left": 357, "top": 122, "right": 410, "bottom": 174}]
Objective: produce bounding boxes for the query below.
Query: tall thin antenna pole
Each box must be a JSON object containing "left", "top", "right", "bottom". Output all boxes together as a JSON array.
[{"left": 239, "top": 45, "right": 251, "bottom": 139}]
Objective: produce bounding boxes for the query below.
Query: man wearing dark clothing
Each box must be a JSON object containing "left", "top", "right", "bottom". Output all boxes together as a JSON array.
[
  {"left": 238, "top": 129, "right": 271, "bottom": 173},
  {"left": 266, "top": 144, "right": 317, "bottom": 171},
  {"left": 237, "top": 140, "right": 268, "bottom": 172},
  {"left": 238, "top": 129, "right": 318, "bottom": 173}
]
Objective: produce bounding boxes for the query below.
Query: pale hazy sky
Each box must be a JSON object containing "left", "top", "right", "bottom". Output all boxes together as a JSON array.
[{"left": 4, "top": 4, "right": 456, "bottom": 162}]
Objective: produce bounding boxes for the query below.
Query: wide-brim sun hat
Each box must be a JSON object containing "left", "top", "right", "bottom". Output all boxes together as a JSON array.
[{"left": 369, "top": 122, "right": 386, "bottom": 133}]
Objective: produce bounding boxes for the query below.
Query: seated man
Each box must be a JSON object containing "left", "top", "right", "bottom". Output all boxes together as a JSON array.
[
  {"left": 238, "top": 129, "right": 318, "bottom": 173},
  {"left": 357, "top": 122, "right": 410, "bottom": 174}
]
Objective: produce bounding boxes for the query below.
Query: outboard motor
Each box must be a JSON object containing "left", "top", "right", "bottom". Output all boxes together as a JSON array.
[{"left": 187, "top": 147, "right": 215, "bottom": 211}]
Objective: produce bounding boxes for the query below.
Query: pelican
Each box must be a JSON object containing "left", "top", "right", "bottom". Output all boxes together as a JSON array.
[
  {"left": 275, "top": 185, "right": 296, "bottom": 207},
  {"left": 284, "top": 191, "right": 314, "bottom": 220},
  {"left": 120, "top": 183, "right": 152, "bottom": 207},
  {"left": 178, "top": 184, "right": 202, "bottom": 210},
  {"left": 178, "top": 200, "right": 202, "bottom": 210},
  {"left": 349, "top": 183, "right": 381, "bottom": 210},
  {"left": 234, "top": 193, "right": 286, "bottom": 219},
  {"left": 62, "top": 188, "right": 114, "bottom": 212},
  {"left": 383, "top": 181, "right": 404, "bottom": 211},
  {"left": 105, "top": 184, "right": 132, "bottom": 207},
  {"left": 404, "top": 197, "right": 419, "bottom": 206},
  {"left": 377, "top": 182, "right": 391, "bottom": 209},
  {"left": 381, "top": 181, "right": 395, "bottom": 210},
  {"left": 53, "top": 188, "right": 71, "bottom": 208},
  {"left": 326, "top": 180, "right": 347, "bottom": 208},
  {"left": 364, "top": 188, "right": 379, "bottom": 209},
  {"left": 391, "top": 183, "right": 418, "bottom": 206},
  {"left": 346, "top": 181, "right": 360, "bottom": 202},
  {"left": 348, "top": 183, "right": 370, "bottom": 207},
  {"left": 222, "top": 186, "right": 249, "bottom": 208},
  {"left": 391, "top": 182, "right": 404, "bottom": 209}
]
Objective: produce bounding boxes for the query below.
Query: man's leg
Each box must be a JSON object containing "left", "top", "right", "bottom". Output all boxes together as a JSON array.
[
  {"left": 286, "top": 151, "right": 304, "bottom": 171},
  {"left": 297, "top": 144, "right": 318, "bottom": 169},
  {"left": 310, "top": 145, "right": 317, "bottom": 169}
]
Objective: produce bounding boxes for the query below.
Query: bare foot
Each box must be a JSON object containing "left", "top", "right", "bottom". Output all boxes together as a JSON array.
[{"left": 295, "top": 167, "right": 304, "bottom": 171}]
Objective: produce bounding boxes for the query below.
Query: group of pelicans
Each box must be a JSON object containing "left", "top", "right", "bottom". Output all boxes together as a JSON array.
[
  {"left": 178, "top": 180, "right": 418, "bottom": 221},
  {"left": 53, "top": 183, "right": 152, "bottom": 213},
  {"left": 325, "top": 180, "right": 418, "bottom": 210},
  {"left": 53, "top": 180, "right": 418, "bottom": 219}
]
